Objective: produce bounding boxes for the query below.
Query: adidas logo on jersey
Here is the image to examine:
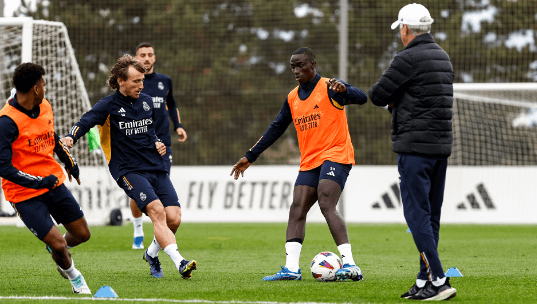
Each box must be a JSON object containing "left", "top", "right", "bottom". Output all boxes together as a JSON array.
[
  {"left": 118, "top": 108, "right": 126, "bottom": 116},
  {"left": 314, "top": 104, "right": 319, "bottom": 109}
]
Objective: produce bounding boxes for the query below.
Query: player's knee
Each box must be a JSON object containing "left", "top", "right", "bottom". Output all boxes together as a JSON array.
[
  {"left": 168, "top": 216, "right": 181, "bottom": 231},
  {"left": 49, "top": 237, "right": 68, "bottom": 253},
  {"left": 289, "top": 202, "right": 308, "bottom": 220},
  {"left": 78, "top": 230, "right": 91, "bottom": 243}
]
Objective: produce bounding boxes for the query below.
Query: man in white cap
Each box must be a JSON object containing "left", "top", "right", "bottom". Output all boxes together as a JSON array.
[{"left": 369, "top": 3, "right": 457, "bottom": 301}]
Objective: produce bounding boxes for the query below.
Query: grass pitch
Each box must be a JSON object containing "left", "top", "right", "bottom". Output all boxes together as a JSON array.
[{"left": 0, "top": 222, "right": 535, "bottom": 303}]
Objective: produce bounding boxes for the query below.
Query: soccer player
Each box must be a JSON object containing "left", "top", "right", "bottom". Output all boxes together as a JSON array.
[
  {"left": 369, "top": 3, "right": 456, "bottom": 300},
  {"left": 128, "top": 42, "right": 187, "bottom": 250},
  {"left": 231, "top": 47, "right": 367, "bottom": 282},
  {"left": 61, "top": 55, "right": 197, "bottom": 279},
  {"left": 0, "top": 63, "right": 91, "bottom": 294}
]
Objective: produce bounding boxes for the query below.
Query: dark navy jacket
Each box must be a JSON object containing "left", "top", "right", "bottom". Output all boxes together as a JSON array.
[
  {"left": 0, "top": 95, "right": 79, "bottom": 189},
  {"left": 67, "top": 91, "right": 167, "bottom": 180},
  {"left": 245, "top": 74, "right": 368, "bottom": 163},
  {"left": 142, "top": 72, "right": 181, "bottom": 147},
  {"left": 369, "top": 33, "right": 454, "bottom": 158}
]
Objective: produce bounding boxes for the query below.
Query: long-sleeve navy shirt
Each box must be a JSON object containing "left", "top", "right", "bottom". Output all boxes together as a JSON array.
[
  {"left": 67, "top": 91, "right": 167, "bottom": 180},
  {"left": 0, "top": 96, "right": 79, "bottom": 189},
  {"left": 142, "top": 71, "right": 181, "bottom": 147},
  {"left": 245, "top": 74, "right": 368, "bottom": 163}
]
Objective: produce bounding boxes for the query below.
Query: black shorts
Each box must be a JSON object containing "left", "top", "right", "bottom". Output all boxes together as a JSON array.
[
  {"left": 118, "top": 171, "right": 180, "bottom": 214},
  {"left": 11, "top": 184, "right": 84, "bottom": 240},
  {"left": 295, "top": 160, "right": 352, "bottom": 190}
]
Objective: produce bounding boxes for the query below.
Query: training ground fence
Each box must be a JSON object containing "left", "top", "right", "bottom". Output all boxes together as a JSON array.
[{"left": 2, "top": 0, "right": 537, "bottom": 167}]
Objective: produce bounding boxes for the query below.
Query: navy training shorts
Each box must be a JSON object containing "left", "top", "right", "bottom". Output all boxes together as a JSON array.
[
  {"left": 10, "top": 184, "right": 84, "bottom": 240},
  {"left": 163, "top": 146, "right": 172, "bottom": 172},
  {"left": 295, "top": 160, "right": 352, "bottom": 190},
  {"left": 118, "top": 171, "right": 180, "bottom": 213}
]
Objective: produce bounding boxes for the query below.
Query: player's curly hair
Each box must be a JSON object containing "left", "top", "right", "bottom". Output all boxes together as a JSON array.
[
  {"left": 107, "top": 54, "right": 146, "bottom": 90},
  {"left": 13, "top": 62, "right": 45, "bottom": 93}
]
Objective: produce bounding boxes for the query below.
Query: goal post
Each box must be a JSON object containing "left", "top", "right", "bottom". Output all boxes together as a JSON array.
[
  {"left": 451, "top": 83, "right": 537, "bottom": 166},
  {"left": 0, "top": 17, "right": 126, "bottom": 225}
]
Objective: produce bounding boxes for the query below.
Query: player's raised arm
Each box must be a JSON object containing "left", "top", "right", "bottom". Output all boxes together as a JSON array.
[
  {"left": 63, "top": 99, "right": 110, "bottom": 148},
  {"left": 230, "top": 99, "right": 293, "bottom": 179},
  {"left": 325, "top": 78, "right": 368, "bottom": 106}
]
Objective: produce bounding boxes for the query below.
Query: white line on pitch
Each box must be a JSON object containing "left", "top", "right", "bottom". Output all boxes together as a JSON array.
[{"left": 0, "top": 296, "right": 373, "bottom": 304}]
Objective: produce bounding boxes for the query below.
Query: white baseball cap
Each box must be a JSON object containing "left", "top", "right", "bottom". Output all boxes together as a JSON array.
[{"left": 391, "top": 3, "right": 434, "bottom": 30}]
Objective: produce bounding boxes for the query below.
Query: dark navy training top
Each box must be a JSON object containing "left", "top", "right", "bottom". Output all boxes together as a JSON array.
[
  {"left": 67, "top": 91, "right": 167, "bottom": 180},
  {"left": 142, "top": 71, "right": 181, "bottom": 147}
]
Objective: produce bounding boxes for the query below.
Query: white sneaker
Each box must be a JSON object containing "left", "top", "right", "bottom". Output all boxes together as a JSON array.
[{"left": 70, "top": 274, "right": 91, "bottom": 294}]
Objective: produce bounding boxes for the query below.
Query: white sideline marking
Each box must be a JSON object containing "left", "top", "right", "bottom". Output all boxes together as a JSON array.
[{"left": 0, "top": 296, "right": 359, "bottom": 304}]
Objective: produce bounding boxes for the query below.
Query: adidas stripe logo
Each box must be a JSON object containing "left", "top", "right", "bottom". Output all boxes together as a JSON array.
[
  {"left": 314, "top": 104, "right": 319, "bottom": 109},
  {"left": 118, "top": 107, "right": 126, "bottom": 116},
  {"left": 327, "top": 171, "right": 335, "bottom": 177},
  {"left": 457, "top": 183, "right": 495, "bottom": 209},
  {"left": 372, "top": 182, "right": 401, "bottom": 209}
]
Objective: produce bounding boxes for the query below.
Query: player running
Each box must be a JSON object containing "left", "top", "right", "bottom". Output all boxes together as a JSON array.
[
  {"left": 231, "top": 47, "right": 367, "bottom": 282},
  {"left": 129, "top": 42, "right": 187, "bottom": 250},
  {"left": 61, "top": 55, "right": 196, "bottom": 279},
  {"left": 0, "top": 63, "right": 91, "bottom": 294}
]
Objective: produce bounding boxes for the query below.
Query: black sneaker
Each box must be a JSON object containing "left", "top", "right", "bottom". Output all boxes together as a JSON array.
[
  {"left": 401, "top": 283, "right": 424, "bottom": 298},
  {"left": 408, "top": 278, "right": 457, "bottom": 301}
]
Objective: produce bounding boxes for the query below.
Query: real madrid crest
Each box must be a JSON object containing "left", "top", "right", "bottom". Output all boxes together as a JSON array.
[
  {"left": 158, "top": 82, "right": 164, "bottom": 90},
  {"left": 143, "top": 101, "right": 150, "bottom": 111},
  {"left": 140, "top": 192, "right": 147, "bottom": 201}
]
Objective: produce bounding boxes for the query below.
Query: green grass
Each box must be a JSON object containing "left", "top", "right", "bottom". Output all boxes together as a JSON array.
[{"left": 0, "top": 223, "right": 536, "bottom": 303}]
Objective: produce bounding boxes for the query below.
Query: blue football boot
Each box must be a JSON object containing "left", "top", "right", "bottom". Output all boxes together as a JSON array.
[
  {"left": 262, "top": 266, "right": 302, "bottom": 281},
  {"left": 143, "top": 250, "right": 163, "bottom": 278},
  {"left": 335, "top": 263, "right": 364, "bottom": 281}
]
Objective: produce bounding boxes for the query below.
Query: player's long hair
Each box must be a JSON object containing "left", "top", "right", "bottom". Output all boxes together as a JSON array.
[{"left": 107, "top": 54, "right": 146, "bottom": 90}]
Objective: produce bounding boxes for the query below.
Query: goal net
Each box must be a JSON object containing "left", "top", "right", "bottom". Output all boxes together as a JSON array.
[
  {"left": 0, "top": 18, "right": 124, "bottom": 225},
  {"left": 451, "top": 83, "right": 537, "bottom": 166}
]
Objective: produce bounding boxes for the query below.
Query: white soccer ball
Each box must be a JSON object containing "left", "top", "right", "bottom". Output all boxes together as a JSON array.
[{"left": 310, "top": 251, "right": 342, "bottom": 282}]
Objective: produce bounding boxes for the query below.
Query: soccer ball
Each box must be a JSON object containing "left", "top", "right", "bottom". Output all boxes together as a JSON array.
[{"left": 310, "top": 251, "right": 342, "bottom": 282}]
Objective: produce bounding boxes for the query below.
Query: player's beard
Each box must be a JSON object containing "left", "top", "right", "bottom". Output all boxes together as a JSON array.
[{"left": 144, "top": 63, "right": 153, "bottom": 73}]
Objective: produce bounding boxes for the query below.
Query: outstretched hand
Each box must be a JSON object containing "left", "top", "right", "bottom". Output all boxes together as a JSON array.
[
  {"left": 325, "top": 78, "right": 347, "bottom": 93},
  {"left": 61, "top": 137, "right": 74, "bottom": 149},
  {"left": 230, "top": 157, "right": 251, "bottom": 180}
]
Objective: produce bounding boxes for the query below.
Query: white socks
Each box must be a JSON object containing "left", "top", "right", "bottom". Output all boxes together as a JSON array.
[
  {"left": 432, "top": 277, "right": 446, "bottom": 287},
  {"left": 147, "top": 235, "right": 162, "bottom": 258},
  {"left": 59, "top": 259, "right": 81, "bottom": 280},
  {"left": 284, "top": 242, "right": 302, "bottom": 273},
  {"left": 337, "top": 243, "right": 356, "bottom": 266},
  {"left": 163, "top": 244, "right": 185, "bottom": 270},
  {"left": 133, "top": 216, "right": 144, "bottom": 237},
  {"left": 416, "top": 278, "right": 427, "bottom": 288}
]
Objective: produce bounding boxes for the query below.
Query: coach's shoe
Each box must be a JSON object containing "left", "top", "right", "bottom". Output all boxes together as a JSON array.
[
  {"left": 335, "top": 264, "right": 364, "bottom": 281},
  {"left": 143, "top": 250, "right": 163, "bottom": 278},
  {"left": 401, "top": 282, "right": 424, "bottom": 298},
  {"left": 70, "top": 274, "right": 91, "bottom": 294},
  {"left": 262, "top": 266, "right": 302, "bottom": 281},
  {"left": 408, "top": 278, "right": 457, "bottom": 301},
  {"left": 132, "top": 236, "right": 144, "bottom": 249},
  {"left": 179, "top": 259, "right": 197, "bottom": 279}
]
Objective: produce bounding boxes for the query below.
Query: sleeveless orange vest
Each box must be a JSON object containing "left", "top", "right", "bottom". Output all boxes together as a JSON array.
[
  {"left": 288, "top": 77, "right": 355, "bottom": 171},
  {"left": 0, "top": 99, "right": 66, "bottom": 203}
]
